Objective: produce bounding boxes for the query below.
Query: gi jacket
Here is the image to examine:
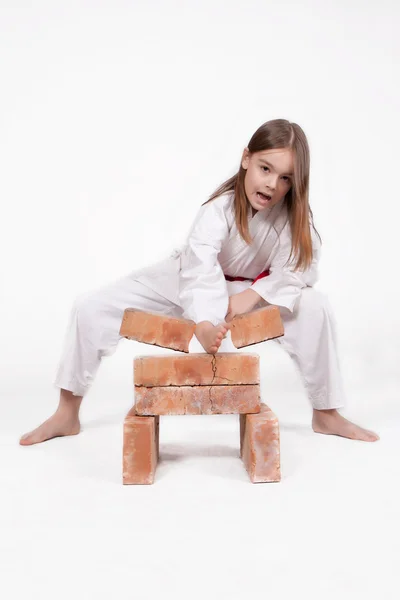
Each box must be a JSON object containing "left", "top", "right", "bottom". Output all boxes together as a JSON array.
[{"left": 134, "top": 191, "right": 321, "bottom": 326}]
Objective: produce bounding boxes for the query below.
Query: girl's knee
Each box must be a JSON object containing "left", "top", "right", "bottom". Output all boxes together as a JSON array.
[
  {"left": 72, "top": 291, "right": 97, "bottom": 313},
  {"left": 297, "top": 287, "right": 331, "bottom": 317},
  {"left": 71, "top": 290, "right": 107, "bottom": 327}
]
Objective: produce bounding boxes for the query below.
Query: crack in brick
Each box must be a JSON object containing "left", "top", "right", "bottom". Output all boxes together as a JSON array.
[
  {"left": 210, "top": 354, "right": 217, "bottom": 385},
  {"left": 209, "top": 354, "right": 217, "bottom": 412},
  {"left": 214, "top": 375, "right": 236, "bottom": 384}
]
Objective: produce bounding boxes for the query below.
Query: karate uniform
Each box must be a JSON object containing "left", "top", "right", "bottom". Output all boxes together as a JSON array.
[{"left": 53, "top": 191, "right": 346, "bottom": 409}]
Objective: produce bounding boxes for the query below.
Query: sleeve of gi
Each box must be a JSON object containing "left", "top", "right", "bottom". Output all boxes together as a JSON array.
[
  {"left": 178, "top": 198, "right": 230, "bottom": 326},
  {"left": 250, "top": 218, "right": 322, "bottom": 312}
]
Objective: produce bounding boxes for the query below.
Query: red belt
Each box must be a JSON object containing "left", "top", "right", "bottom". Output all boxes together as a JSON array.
[{"left": 224, "top": 269, "right": 270, "bottom": 284}]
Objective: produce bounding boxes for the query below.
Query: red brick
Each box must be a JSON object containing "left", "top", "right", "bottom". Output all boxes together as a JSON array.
[
  {"left": 123, "top": 406, "right": 159, "bottom": 484},
  {"left": 230, "top": 306, "right": 284, "bottom": 349},
  {"left": 119, "top": 309, "right": 195, "bottom": 353},
  {"left": 135, "top": 384, "right": 260, "bottom": 415},
  {"left": 134, "top": 353, "right": 259, "bottom": 387},
  {"left": 240, "top": 403, "right": 281, "bottom": 483}
]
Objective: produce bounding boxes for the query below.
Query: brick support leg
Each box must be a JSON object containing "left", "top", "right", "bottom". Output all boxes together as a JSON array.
[
  {"left": 123, "top": 407, "right": 159, "bottom": 484},
  {"left": 240, "top": 403, "right": 281, "bottom": 483}
]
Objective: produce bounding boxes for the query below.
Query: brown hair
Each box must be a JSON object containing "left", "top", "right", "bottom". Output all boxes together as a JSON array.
[{"left": 202, "top": 118, "right": 321, "bottom": 271}]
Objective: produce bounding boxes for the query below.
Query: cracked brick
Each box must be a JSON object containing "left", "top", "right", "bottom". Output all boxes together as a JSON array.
[
  {"left": 230, "top": 305, "right": 284, "bottom": 348},
  {"left": 134, "top": 385, "right": 261, "bottom": 415},
  {"left": 134, "top": 353, "right": 260, "bottom": 387},
  {"left": 119, "top": 309, "right": 196, "bottom": 352}
]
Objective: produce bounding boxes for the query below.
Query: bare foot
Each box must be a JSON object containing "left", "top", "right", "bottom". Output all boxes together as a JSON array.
[
  {"left": 312, "top": 409, "right": 379, "bottom": 442},
  {"left": 19, "top": 413, "right": 81, "bottom": 446},
  {"left": 195, "top": 320, "right": 231, "bottom": 354}
]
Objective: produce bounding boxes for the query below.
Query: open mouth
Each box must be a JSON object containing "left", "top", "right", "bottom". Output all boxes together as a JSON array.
[{"left": 257, "top": 192, "right": 272, "bottom": 202}]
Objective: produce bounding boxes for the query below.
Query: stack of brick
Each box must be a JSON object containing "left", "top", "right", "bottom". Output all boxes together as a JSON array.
[{"left": 120, "top": 305, "right": 283, "bottom": 485}]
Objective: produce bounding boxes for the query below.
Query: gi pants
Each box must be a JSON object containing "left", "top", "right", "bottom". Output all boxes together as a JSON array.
[{"left": 53, "top": 271, "right": 346, "bottom": 410}]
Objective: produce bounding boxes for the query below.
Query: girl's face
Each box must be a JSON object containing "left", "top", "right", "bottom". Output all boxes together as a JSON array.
[{"left": 241, "top": 147, "right": 294, "bottom": 212}]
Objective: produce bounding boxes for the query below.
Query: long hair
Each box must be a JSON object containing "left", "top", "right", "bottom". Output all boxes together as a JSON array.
[{"left": 202, "top": 119, "right": 321, "bottom": 271}]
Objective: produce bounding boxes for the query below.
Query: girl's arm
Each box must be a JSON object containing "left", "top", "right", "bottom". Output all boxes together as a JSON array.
[
  {"left": 178, "top": 198, "right": 230, "bottom": 326},
  {"left": 250, "top": 219, "right": 321, "bottom": 312}
]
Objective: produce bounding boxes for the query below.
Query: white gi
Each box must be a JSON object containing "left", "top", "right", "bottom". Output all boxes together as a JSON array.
[{"left": 53, "top": 191, "right": 346, "bottom": 409}]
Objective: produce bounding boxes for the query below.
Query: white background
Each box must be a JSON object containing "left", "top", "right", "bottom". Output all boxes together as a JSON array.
[{"left": 1, "top": 1, "right": 399, "bottom": 599}]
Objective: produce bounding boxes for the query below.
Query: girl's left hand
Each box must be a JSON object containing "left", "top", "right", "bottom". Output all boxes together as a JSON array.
[{"left": 225, "top": 289, "right": 262, "bottom": 322}]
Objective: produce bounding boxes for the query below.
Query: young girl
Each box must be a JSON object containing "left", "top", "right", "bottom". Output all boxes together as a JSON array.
[{"left": 20, "top": 119, "right": 379, "bottom": 445}]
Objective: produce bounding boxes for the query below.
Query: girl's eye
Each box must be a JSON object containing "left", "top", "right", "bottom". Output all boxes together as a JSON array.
[{"left": 262, "top": 166, "right": 291, "bottom": 183}]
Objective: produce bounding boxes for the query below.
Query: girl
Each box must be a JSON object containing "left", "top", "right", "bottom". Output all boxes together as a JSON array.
[{"left": 20, "top": 119, "right": 379, "bottom": 445}]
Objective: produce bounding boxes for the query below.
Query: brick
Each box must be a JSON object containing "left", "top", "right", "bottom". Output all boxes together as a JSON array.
[
  {"left": 134, "top": 353, "right": 260, "bottom": 387},
  {"left": 135, "top": 384, "right": 260, "bottom": 415},
  {"left": 123, "top": 406, "right": 159, "bottom": 484},
  {"left": 119, "top": 309, "right": 196, "bottom": 353},
  {"left": 240, "top": 403, "right": 281, "bottom": 483},
  {"left": 230, "top": 305, "right": 284, "bottom": 349}
]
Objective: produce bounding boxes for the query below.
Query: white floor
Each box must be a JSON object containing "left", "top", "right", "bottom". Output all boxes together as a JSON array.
[{"left": 2, "top": 342, "right": 400, "bottom": 600}]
